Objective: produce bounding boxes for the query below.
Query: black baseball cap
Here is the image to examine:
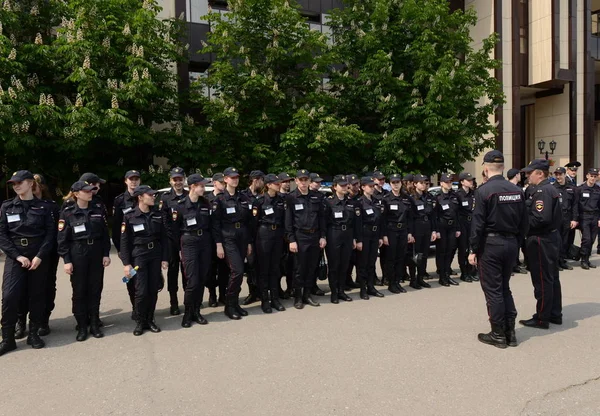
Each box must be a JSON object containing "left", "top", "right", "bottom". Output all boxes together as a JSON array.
[
  {"left": 440, "top": 174, "right": 452, "bottom": 183},
  {"left": 414, "top": 174, "right": 428, "bottom": 182},
  {"left": 7, "top": 170, "right": 34, "bottom": 183},
  {"left": 333, "top": 174, "right": 348, "bottom": 185},
  {"left": 458, "top": 172, "right": 473, "bottom": 181},
  {"left": 125, "top": 170, "right": 141, "bottom": 179},
  {"left": 249, "top": 170, "right": 265, "bottom": 179},
  {"left": 309, "top": 172, "right": 323, "bottom": 183},
  {"left": 169, "top": 167, "right": 185, "bottom": 178},
  {"left": 347, "top": 174, "right": 360, "bottom": 185},
  {"left": 521, "top": 159, "right": 550, "bottom": 173},
  {"left": 483, "top": 150, "right": 504, "bottom": 164},
  {"left": 360, "top": 176, "right": 376, "bottom": 186},
  {"left": 212, "top": 173, "right": 225, "bottom": 182},
  {"left": 389, "top": 173, "right": 402, "bottom": 182},
  {"left": 372, "top": 170, "right": 386, "bottom": 180},
  {"left": 554, "top": 167, "right": 566, "bottom": 174},
  {"left": 296, "top": 169, "right": 310, "bottom": 179},
  {"left": 71, "top": 181, "right": 97, "bottom": 192},
  {"left": 403, "top": 174, "right": 414, "bottom": 182},
  {"left": 589, "top": 168, "right": 599, "bottom": 176},
  {"left": 132, "top": 185, "right": 156, "bottom": 197},
  {"left": 79, "top": 172, "right": 106, "bottom": 184},
  {"left": 187, "top": 173, "right": 209, "bottom": 185},
  {"left": 565, "top": 161, "right": 581, "bottom": 169},
  {"left": 278, "top": 172, "right": 292, "bottom": 181},
  {"left": 223, "top": 167, "right": 240, "bottom": 178},
  {"left": 507, "top": 168, "right": 520, "bottom": 180},
  {"left": 264, "top": 173, "right": 280, "bottom": 184}
]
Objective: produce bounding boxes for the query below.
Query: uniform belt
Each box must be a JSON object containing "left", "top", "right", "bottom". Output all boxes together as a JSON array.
[
  {"left": 298, "top": 228, "right": 316, "bottom": 234},
  {"left": 364, "top": 224, "right": 379, "bottom": 232},
  {"left": 183, "top": 230, "right": 205, "bottom": 236},
  {"left": 260, "top": 224, "right": 281, "bottom": 230},
  {"left": 135, "top": 241, "right": 157, "bottom": 249},
  {"left": 486, "top": 232, "right": 514, "bottom": 238},
  {"left": 416, "top": 216, "right": 429, "bottom": 222},
  {"left": 460, "top": 215, "right": 472, "bottom": 221},
  {"left": 440, "top": 219, "right": 454, "bottom": 226},
  {"left": 224, "top": 222, "right": 243, "bottom": 229},
  {"left": 73, "top": 238, "right": 97, "bottom": 245},
  {"left": 332, "top": 225, "right": 351, "bottom": 231},
  {"left": 387, "top": 222, "right": 404, "bottom": 229},
  {"left": 12, "top": 237, "right": 42, "bottom": 247}
]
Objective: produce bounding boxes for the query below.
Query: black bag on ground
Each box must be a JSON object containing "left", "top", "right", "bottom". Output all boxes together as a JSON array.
[
  {"left": 568, "top": 244, "right": 581, "bottom": 261},
  {"left": 318, "top": 250, "right": 328, "bottom": 281}
]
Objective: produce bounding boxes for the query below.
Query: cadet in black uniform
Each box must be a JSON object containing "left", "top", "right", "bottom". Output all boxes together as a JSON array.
[
  {"left": 120, "top": 185, "right": 168, "bottom": 336},
  {"left": 519, "top": 159, "right": 563, "bottom": 329},
  {"left": 0, "top": 171, "right": 56, "bottom": 356},
  {"left": 159, "top": 167, "right": 188, "bottom": 316},
  {"left": 469, "top": 151, "right": 527, "bottom": 348},
  {"left": 456, "top": 172, "right": 476, "bottom": 282},
  {"left": 307, "top": 173, "right": 327, "bottom": 297},
  {"left": 112, "top": 170, "right": 141, "bottom": 318},
  {"left": 241, "top": 170, "right": 264, "bottom": 306},
  {"left": 356, "top": 176, "right": 385, "bottom": 299},
  {"left": 285, "top": 170, "right": 326, "bottom": 309},
  {"left": 212, "top": 167, "right": 255, "bottom": 320},
  {"left": 254, "top": 174, "right": 286, "bottom": 313},
  {"left": 577, "top": 168, "right": 600, "bottom": 269},
  {"left": 372, "top": 171, "right": 388, "bottom": 284},
  {"left": 206, "top": 173, "right": 228, "bottom": 307},
  {"left": 381, "top": 174, "right": 414, "bottom": 294},
  {"left": 171, "top": 174, "right": 213, "bottom": 328},
  {"left": 565, "top": 161, "right": 580, "bottom": 185},
  {"left": 345, "top": 174, "right": 362, "bottom": 290},
  {"left": 278, "top": 172, "right": 294, "bottom": 299},
  {"left": 402, "top": 174, "right": 417, "bottom": 286},
  {"left": 57, "top": 181, "right": 111, "bottom": 341},
  {"left": 412, "top": 174, "right": 438, "bottom": 282},
  {"left": 324, "top": 175, "right": 362, "bottom": 304},
  {"left": 435, "top": 174, "right": 460, "bottom": 287},
  {"left": 553, "top": 167, "right": 579, "bottom": 270}
]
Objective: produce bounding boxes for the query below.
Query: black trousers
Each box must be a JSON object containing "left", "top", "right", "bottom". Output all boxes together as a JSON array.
[
  {"left": 70, "top": 242, "right": 105, "bottom": 322},
  {"left": 526, "top": 233, "right": 562, "bottom": 322},
  {"left": 325, "top": 228, "right": 354, "bottom": 293},
  {"left": 383, "top": 228, "right": 408, "bottom": 285},
  {"left": 222, "top": 227, "right": 250, "bottom": 298},
  {"left": 281, "top": 242, "right": 294, "bottom": 290},
  {"left": 458, "top": 218, "right": 472, "bottom": 274},
  {"left": 478, "top": 235, "right": 518, "bottom": 327},
  {"left": 580, "top": 214, "right": 599, "bottom": 257},
  {"left": 256, "top": 225, "right": 284, "bottom": 292},
  {"left": 17, "top": 248, "right": 60, "bottom": 324},
  {"left": 357, "top": 227, "right": 380, "bottom": 288},
  {"left": 346, "top": 250, "right": 357, "bottom": 282},
  {"left": 208, "top": 248, "right": 229, "bottom": 297},
  {"left": 245, "top": 245, "right": 258, "bottom": 293},
  {"left": 1, "top": 245, "right": 48, "bottom": 328},
  {"left": 167, "top": 239, "right": 185, "bottom": 295},
  {"left": 435, "top": 224, "right": 457, "bottom": 278},
  {"left": 293, "top": 231, "right": 320, "bottom": 290},
  {"left": 133, "top": 256, "right": 162, "bottom": 322},
  {"left": 414, "top": 219, "right": 432, "bottom": 277},
  {"left": 180, "top": 233, "right": 213, "bottom": 306},
  {"left": 559, "top": 218, "right": 571, "bottom": 261}
]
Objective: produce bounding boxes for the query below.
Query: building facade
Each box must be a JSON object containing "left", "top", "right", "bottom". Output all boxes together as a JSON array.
[{"left": 159, "top": 0, "right": 600, "bottom": 176}]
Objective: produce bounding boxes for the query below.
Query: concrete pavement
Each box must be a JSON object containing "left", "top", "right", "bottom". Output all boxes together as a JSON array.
[{"left": 0, "top": 251, "right": 599, "bottom": 416}]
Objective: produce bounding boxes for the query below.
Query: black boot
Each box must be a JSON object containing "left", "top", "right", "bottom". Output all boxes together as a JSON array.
[
  {"left": 367, "top": 286, "right": 384, "bottom": 298},
  {"left": 76, "top": 316, "right": 88, "bottom": 342},
  {"left": 242, "top": 287, "right": 260, "bottom": 305},
  {"left": 208, "top": 290, "right": 218, "bottom": 308},
  {"left": 460, "top": 273, "right": 473, "bottom": 283},
  {"left": 224, "top": 297, "right": 241, "bottom": 320},
  {"left": 338, "top": 291, "right": 352, "bottom": 302},
  {"left": 89, "top": 314, "right": 104, "bottom": 339},
  {"left": 417, "top": 275, "right": 431, "bottom": 288},
  {"left": 438, "top": 275, "right": 450, "bottom": 287},
  {"left": 282, "top": 288, "right": 293, "bottom": 300},
  {"left": 181, "top": 305, "right": 193, "bottom": 328},
  {"left": 477, "top": 324, "right": 507, "bottom": 348},
  {"left": 293, "top": 288, "right": 304, "bottom": 309},
  {"left": 330, "top": 289, "right": 339, "bottom": 304},
  {"left": 133, "top": 319, "right": 145, "bottom": 336},
  {"left": 261, "top": 290, "right": 272, "bottom": 314},
  {"left": 26, "top": 323, "right": 45, "bottom": 349},
  {"left": 192, "top": 303, "right": 208, "bottom": 325},
  {"left": 147, "top": 313, "right": 161, "bottom": 333},
  {"left": 0, "top": 327, "right": 17, "bottom": 357},
  {"left": 559, "top": 260, "right": 572, "bottom": 270},
  {"left": 388, "top": 279, "right": 401, "bottom": 294},
  {"left": 14, "top": 318, "right": 26, "bottom": 340},
  {"left": 581, "top": 259, "right": 590, "bottom": 270},
  {"left": 359, "top": 283, "right": 369, "bottom": 300},
  {"left": 302, "top": 288, "right": 320, "bottom": 307},
  {"left": 38, "top": 321, "right": 51, "bottom": 337},
  {"left": 397, "top": 281, "right": 407, "bottom": 293},
  {"left": 504, "top": 319, "right": 517, "bottom": 347},
  {"left": 345, "top": 276, "right": 360, "bottom": 290},
  {"left": 234, "top": 300, "right": 249, "bottom": 317},
  {"left": 169, "top": 292, "right": 180, "bottom": 316},
  {"left": 270, "top": 291, "right": 286, "bottom": 311},
  {"left": 587, "top": 257, "right": 597, "bottom": 268},
  {"left": 311, "top": 286, "right": 326, "bottom": 296}
]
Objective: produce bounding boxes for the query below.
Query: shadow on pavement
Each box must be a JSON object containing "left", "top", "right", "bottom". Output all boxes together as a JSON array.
[{"left": 516, "top": 302, "right": 600, "bottom": 344}]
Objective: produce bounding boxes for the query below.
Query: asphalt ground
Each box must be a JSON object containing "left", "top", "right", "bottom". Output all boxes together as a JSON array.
[{"left": 0, "top": 250, "right": 599, "bottom": 416}]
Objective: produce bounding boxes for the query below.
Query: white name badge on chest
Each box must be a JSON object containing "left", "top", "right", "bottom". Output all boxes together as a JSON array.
[
  {"left": 73, "top": 224, "right": 87, "bottom": 234},
  {"left": 6, "top": 214, "right": 20, "bottom": 223},
  {"left": 366, "top": 209, "right": 374, "bottom": 215},
  {"left": 442, "top": 204, "right": 449, "bottom": 210},
  {"left": 123, "top": 207, "right": 133, "bottom": 214},
  {"left": 462, "top": 201, "right": 469, "bottom": 207},
  {"left": 583, "top": 193, "right": 590, "bottom": 198},
  {"left": 265, "top": 208, "right": 274, "bottom": 215},
  {"left": 133, "top": 224, "right": 145, "bottom": 233},
  {"left": 334, "top": 212, "right": 343, "bottom": 218},
  {"left": 417, "top": 205, "right": 424, "bottom": 211},
  {"left": 186, "top": 218, "right": 197, "bottom": 226},
  {"left": 390, "top": 204, "right": 399, "bottom": 211},
  {"left": 226, "top": 207, "right": 236, "bottom": 214},
  {"left": 295, "top": 204, "right": 304, "bottom": 211}
]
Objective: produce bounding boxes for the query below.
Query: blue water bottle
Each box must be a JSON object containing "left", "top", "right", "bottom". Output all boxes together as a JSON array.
[{"left": 122, "top": 266, "right": 139, "bottom": 283}]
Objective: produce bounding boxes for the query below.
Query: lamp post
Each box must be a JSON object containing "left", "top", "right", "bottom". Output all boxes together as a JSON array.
[{"left": 538, "top": 139, "right": 546, "bottom": 157}]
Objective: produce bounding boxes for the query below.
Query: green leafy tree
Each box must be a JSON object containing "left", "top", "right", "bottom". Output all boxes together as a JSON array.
[
  {"left": 194, "top": 0, "right": 364, "bottom": 174},
  {"left": 329, "top": 0, "right": 504, "bottom": 174}
]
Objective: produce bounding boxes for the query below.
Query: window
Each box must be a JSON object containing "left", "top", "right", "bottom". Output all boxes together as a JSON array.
[
  {"left": 188, "top": 0, "right": 209, "bottom": 24},
  {"left": 593, "top": 11, "right": 600, "bottom": 37}
]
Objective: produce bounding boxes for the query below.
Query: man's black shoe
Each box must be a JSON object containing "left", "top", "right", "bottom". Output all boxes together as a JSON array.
[
  {"left": 311, "top": 286, "right": 326, "bottom": 296},
  {"left": 549, "top": 317, "right": 563, "bottom": 325},
  {"left": 448, "top": 278, "right": 459, "bottom": 286},
  {"left": 519, "top": 318, "right": 549, "bottom": 329},
  {"left": 460, "top": 274, "right": 473, "bottom": 283},
  {"left": 367, "top": 287, "right": 384, "bottom": 297}
]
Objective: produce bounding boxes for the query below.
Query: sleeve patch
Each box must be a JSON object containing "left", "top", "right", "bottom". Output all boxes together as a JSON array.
[
  {"left": 172, "top": 211, "right": 178, "bottom": 221},
  {"left": 121, "top": 222, "right": 126, "bottom": 233},
  {"left": 535, "top": 201, "right": 544, "bottom": 212},
  {"left": 58, "top": 220, "right": 65, "bottom": 231}
]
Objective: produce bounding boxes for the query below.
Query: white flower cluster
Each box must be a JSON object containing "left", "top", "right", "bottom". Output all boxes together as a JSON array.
[
  {"left": 102, "top": 37, "right": 110, "bottom": 49},
  {"left": 8, "top": 48, "right": 16, "bottom": 60},
  {"left": 111, "top": 94, "right": 119, "bottom": 109},
  {"left": 34, "top": 33, "right": 43, "bottom": 45},
  {"left": 83, "top": 55, "right": 90, "bottom": 69},
  {"left": 123, "top": 24, "right": 131, "bottom": 35}
]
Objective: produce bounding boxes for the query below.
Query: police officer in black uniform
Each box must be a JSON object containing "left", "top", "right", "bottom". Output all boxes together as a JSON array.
[
  {"left": 112, "top": 170, "right": 141, "bottom": 318},
  {"left": 160, "top": 167, "right": 189, "bottom": 316},
  {"left": 120, "top": 185, "right": 169, "bottom": 336},
  {"left": 412, "top": 174, "right": 437, "bottom": 283},
  {"left": 241, "top": 170, "right": 264, "bottom": 306},
  {"left": 577, "top": 168, "right": 600, "bottom": 269},
  {"left": 212, "top": 167, "right": 255, "bottom": 320},
  {"left": 206, "top": 173, "right": 229, "bottom": 307},
  {"left": 469, "top": 151, "right": 527, "bottom": 348},
  {"left": 254, "top": 174, "right": 287, "bottom": 313},
  {"left": 278, "top": 172, "right": 295, "bottom": 298},
  {"left": 507, "top": 168, "right": 528, "bottom": 275},
  {"left": 456, "top": 172, "right": 476, "bottom": 282},
  {"left": 171, "top": 174, "right": 213, "bottom": 328},
  {"left": 324, "top": 175, "right": 362, "bottom": 304},
  {"left": 63, "top": 172, "right": 108, "bottom": 215},
  {"left": 345, "top": 174, "right": 362, "bottom": 291},
  {"left": 402, "top": 174, "right": 417, "bottom": 286},
  {"left": 0, "top": 171, "right": 56, "bottom": 356},
  {"left": 372, "top": 171, "right": 388, "bottom": 284},
  {"left": 565, "top": 161, "right": 581, "bottom": 185},
  {"left": 553, "top": 167, "right": 579, "bottom": 270},
  {"left": 356, "top": 176, "right": 385, "bottom": 299},
  {"left": 308, "top": 173, "right": 327, "bottom": 297},
  {"left": 519, "top": 159, "right": 563, "bottom": 329},
  {"left": 57, "top": 181, "right": 111, "bottom": 341},
  {"left": 285, "top": 169, "right": 326, "bottom": 309},
  {"left": 381, "top": 173, "right": 414, "bottom": 293},
  {"left": 435, "top": 174, "right": 461, "bottom": 287}
]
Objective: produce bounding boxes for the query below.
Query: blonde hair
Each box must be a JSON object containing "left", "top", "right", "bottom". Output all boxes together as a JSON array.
[{"left": 63, "top": 191, "right": 76, "bottom": 202}]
